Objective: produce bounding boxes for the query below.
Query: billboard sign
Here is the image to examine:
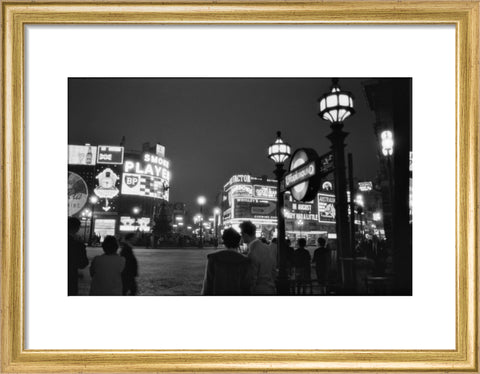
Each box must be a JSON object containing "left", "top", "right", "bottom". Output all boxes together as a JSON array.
[
  {"left": 230, "top": 184, "right": 253, "bottom": 197},
  {"left": 233, "top": 198, "right": 276, "bottom": 220},
  {"left": 223, "top": 208, "right": 232, "bottom": 221},
  {"left": 94, "top": 168, "right": 120, "bottom": 199},
  {"left": 254, "top": 185, "right": 277, "bottom": 199},
  {"left": 156, "top": 144, "right": 166, "bottom": 157},
  {"left": 123, "top": 153, "right": 170, "bottom": 183},
  {"left": 119, "top": 216, "right": 151, "bottom": 232},
  {"left": 68, "top": 172, "right": 89, "bottom": 215},
  {"left": 286, "top": 200, "right": 318, "bottom": 221},
  {"left": 121, "top": 173, "right": 170, "bottom": 200},
  {"left": 97, "top": 145, "right": 124, "bottom": 164},
  {"left": 94, "top": 219, "right": 116, "bottom": 241},
  {"left": 318, "top": 193, "right": 336, "bottom": 223},
  {"left": 358, "top": 181, "right": 373, "bottom": 192},
  {"left": 68, "top": 145, "right": 97, "bottom": 165}
]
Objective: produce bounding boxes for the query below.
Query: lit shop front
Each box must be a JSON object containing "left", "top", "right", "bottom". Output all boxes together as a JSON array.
[
  {"left": 221, "top": 174, "right": 336, "bottom": 243},
  {"left": 221, "top": 175, "right": 278, "bottom": 239}
]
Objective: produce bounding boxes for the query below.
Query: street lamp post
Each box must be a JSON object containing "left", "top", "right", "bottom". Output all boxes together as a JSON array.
[
  {"left": 319, "top": 78, "right": 355, "bottom": 290},
  {"left": 197, "top": 196, "right": 206, "bottom": 248},
  {"left": 381, "top": 129, "right": 395, "bottom": 268},
  {"left": 268, "top": 131, "right": 291, "bottom": 295},
  {"left": 381, "top": 130, "right": 394, "bottom": 207},
  {"left": 81, "top": 209, "right": 91, "bottom": 243},
  {"left": 213, "top": 207, "right": 221, "bottom": 246},
  {"left": 88, "top": 196, "right": 98, "bottom": 245}
]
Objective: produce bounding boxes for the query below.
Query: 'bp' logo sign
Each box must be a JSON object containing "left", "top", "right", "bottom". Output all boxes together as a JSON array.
[{"left": 125, "top": 175, "right": 140, "bottom": 188}]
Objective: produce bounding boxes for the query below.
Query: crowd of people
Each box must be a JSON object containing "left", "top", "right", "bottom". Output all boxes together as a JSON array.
[
  {"left": 200, "top": 221, "right": 332, "bottom": 296},
  {"left": 68, "top": 217, "right": 138, "bottom": 296},
  {"left": 68, "top": 216, "right": 332, "bottom": 296}
]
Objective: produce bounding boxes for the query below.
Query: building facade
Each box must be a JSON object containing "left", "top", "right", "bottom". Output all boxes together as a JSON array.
[
  {"left": 68, "top": 142, "right": 171, "bottom": 242},
  {"left": 221, "top": 174, "right": 338, "bottom": 245}
]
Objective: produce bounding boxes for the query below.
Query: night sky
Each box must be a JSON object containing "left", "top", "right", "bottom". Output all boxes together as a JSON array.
[{"left": 68, "top": 78, "right": 378, "bottom": 213}]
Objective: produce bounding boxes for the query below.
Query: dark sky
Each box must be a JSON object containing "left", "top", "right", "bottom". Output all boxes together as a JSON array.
[{"left": 69, "top": 78, "right": 378, "bottom": 212}]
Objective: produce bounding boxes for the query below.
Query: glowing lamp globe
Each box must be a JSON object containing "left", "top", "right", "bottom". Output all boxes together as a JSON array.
[
  {"left": 319, "top": 79, "right": 355, "bottom": 124},
  {"left": 268, "top": 131, "right": 291, "bottom": 165},
  {"left": 381, "top": 130, "right": 394, "bottom": 156}
]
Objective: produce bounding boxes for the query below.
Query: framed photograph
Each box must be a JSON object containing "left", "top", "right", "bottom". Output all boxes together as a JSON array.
[{"left": 2, "top": 1, "right": 478, "bottom": 372}]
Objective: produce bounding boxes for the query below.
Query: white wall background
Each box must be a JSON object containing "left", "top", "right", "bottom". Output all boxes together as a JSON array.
[{"left": 25, "top": 25, "right": 455, "bottom": 350}]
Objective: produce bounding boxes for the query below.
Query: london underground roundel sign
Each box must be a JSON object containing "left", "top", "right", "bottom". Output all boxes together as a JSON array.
[{"left": 286, "top": 148, "right": 321, "bottom": 202}]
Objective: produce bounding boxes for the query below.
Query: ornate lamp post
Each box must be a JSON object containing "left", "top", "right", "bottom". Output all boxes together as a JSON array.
[
  {"left": 197, "top": 196, "right": 206, "bottom": 248},
  {"left": 88, "top": 196, "right": 98, "bottom": 245},
  {"left": 268, "top": 131, "right": 291, "bottom": 295},
  {"left": 381, "top": 130, "right": 394, "bottom": 203},
  {"left": 213, "top": 207, "right": 221, "bottom": 246},
  {"left": 319, "top": 78, "right": 355, "bottom": 288}
]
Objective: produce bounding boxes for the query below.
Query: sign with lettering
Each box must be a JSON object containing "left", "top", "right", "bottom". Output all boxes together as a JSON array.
[
  {"left": 68, "top": 172, "right": 89, "bottom": 215},
  {"left": 156, "top": 144, "right": 166, "bottom": 157},
  {"left": 123, "top": 153, "right": 170, "bottom": 183},
  {"left": 253, "top": 185, "right": 277, "bottom": 199},
  {"left": 230, "top": 184, "right": 254, "bottom": 197},
  {"left": 121, "top": 173, "right": 169, "bottom": 200},
  {"left": 318, "top": 193, "right": 336, "bottom": 223},
  {"left": 285, "top": 161, "right": 316, "bottom": 189},
  {"left": 285, "top": 195, "right": 318, "bottom": 221},
  {"left": 285, "top": 148, "right": 321, "bottom": 202},
  {"left": 358, "top": 181, "right": 373, "bottom": 192},
  {"left": 97, "top": 145, "right": 124, "bottom": 164},
  {"left": 228, "top": 174, "right": 251, "bottom": 186},
  {"left": 119, "top": 216, "right": 151, "bottom": 232},
  {"left": 233, "top": 198, "right": 276, "bottom": 220}
]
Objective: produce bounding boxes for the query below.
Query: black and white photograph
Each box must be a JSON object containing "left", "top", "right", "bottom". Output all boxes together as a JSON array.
[{"left": 68, "top": 77, "right": 412, "bottom": 296}]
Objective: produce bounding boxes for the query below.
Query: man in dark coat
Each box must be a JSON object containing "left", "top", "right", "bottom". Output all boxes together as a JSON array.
[
  {"left": 68, "top": 217, "right": 89, "bottom": 295},
  {"left": 312, "top": 237, "right": 330, "bottom": 290},
  {"left": 293, "top": 238, "right": 311, "bottom": 294},
  {"left": 201, "top": 228, "right": 251, "bottom": 295}
]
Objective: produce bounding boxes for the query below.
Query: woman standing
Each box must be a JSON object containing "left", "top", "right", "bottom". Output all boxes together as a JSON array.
[{"left": 89, "top": 236, "right": 125, "bottom": 296}]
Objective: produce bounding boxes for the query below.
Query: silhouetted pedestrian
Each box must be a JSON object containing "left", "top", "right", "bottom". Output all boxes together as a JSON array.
[
  {"left": 68, "top": 217, "right": 89, "bottom": 296},
  {"left": 241, "top": 221, "right": 276, "bottom": 295},
  {"left": 285, "top": 239, "right": 295, "bottom": 276},
  {"left": 293, "top": 238, "right": 311, "bottom": 294},
  {"left": 120, "top": 233, "right": 138, "bottom": 295},
  {"left": 89, "top": 236, "right": 125, "bottom": 295},
  {"left": 201, "top": 228, "right": 251, "bottom": 295},
  {"left": 312, "top": 237, "right": 330, "bottom": 293}
]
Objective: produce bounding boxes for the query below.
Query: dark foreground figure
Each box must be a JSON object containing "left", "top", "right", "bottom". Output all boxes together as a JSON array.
[
  {"left": 68, "top": 217, "right": 89, "bottom": 296},
  {"left": 201, "top": 228, "right": 251, "bottom": 295}
]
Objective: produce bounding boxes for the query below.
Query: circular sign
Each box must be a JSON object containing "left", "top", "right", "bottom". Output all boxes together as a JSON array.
[
  {"left": 288, "top": 148, "right": 321, "bottom": 202},
  {"left": 68, "top": 172, "right": 88, "bottom": 216}
]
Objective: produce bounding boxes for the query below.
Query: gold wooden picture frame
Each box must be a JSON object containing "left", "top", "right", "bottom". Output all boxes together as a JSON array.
[{"left": 1, "top": 1, "right": 478, "bottom": 372}]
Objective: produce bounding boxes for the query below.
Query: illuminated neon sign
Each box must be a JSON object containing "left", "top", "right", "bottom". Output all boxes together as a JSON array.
[{"left": 123, "top": 153, "right": 170, "bottom": 182}]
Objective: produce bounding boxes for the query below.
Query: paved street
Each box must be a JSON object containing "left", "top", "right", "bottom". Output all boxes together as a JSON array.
[
  {"left": 77, "top": 246, "right": 330, "bottom": 296},
  {"left": 78, "top": 247, "right": 216, "bottom": 296}
]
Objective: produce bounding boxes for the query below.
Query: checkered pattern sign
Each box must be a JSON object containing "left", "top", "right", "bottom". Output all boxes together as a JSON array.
[{"left": 121, "top": 173, "right": 169, "bottom": 201}]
